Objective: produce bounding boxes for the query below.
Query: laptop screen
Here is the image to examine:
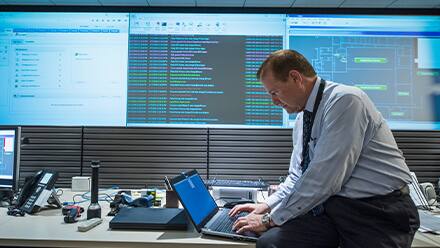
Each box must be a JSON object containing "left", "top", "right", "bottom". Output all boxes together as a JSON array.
[{"left": 173, "top": 172, "right": 217, "bottom": 226}]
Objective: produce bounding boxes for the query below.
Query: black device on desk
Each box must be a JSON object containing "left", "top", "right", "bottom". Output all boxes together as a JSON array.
[
  {"left": 16, "top": 169, "right": 61, "bottom": 214},
  {"left": 109, "top": 207, "right": 188, "bottom": 230}
]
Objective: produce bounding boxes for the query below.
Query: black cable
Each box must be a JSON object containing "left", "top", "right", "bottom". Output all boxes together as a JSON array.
[
  {"left": 103, "top": 193, "right": 114, "bottom": 203},
  {"left": 80, "top": 190, "right": 116, "bottom": 202},
  {"left": 72, "top": 194, "right": 85, "bottom": 205},
  {"left": 56, "top": 188, "right": 64, "bottom": 197}
]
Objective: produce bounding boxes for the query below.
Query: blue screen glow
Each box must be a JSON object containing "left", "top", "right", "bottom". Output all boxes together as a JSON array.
[
  {"left": 0, "top": 12, "right": 439, "bottom": 130},
  {"left": 287, "top": 14, "right": 440, "bottom": 130},
  {"left": 0, "top": 129, "right": 16, "bottom": 189},
  {"left": 173, "top": 173, "right": 217, "bottom": 226}
]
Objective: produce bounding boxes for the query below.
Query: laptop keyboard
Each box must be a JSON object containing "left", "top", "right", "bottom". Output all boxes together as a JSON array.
[
  {"left": 206, "top": 179, "right": 268, "bottom": 189},
  {"left": 210, "top": 209, "right": 249, "bottom": 234}
]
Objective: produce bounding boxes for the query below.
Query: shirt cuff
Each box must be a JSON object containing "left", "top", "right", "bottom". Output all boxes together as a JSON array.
[
  {"left": 270, "top": 208, "right": 293, "bottom": 226},
  {"left": 265, "top": 193, "right": 282, "bottom": 210}
]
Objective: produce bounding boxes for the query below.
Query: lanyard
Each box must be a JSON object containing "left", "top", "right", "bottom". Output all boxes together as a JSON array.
[
  {"left": 310, "top": 79, "right": 326, "bottom": 126},
  {"left": 301, "top": 78, "right": 326, "bottom": 170}
]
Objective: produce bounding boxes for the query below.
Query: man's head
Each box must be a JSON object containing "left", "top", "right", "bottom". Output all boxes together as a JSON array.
[{"left": 257, "top": 49, "right": 317, "bottom": 114}]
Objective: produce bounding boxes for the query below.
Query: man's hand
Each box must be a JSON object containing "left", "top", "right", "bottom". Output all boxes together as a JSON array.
[
  {"left": 232, "top": 212, "right": 268, "bottom": 235},
  {"left": 228, "top": 203, "right": 270, "bottom": 217}
]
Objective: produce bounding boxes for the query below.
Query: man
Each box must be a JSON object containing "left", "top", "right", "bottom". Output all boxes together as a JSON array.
[{"left": 229, "top": 49, "right": 420, "bottom": 248}]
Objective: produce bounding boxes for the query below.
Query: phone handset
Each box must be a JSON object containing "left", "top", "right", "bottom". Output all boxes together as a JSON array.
[
  {"left": 16, "top": 170, "right": 44, "bottom": 208},
  {"left": 17, "top": 170, "right": 61, "bottom": 214}
]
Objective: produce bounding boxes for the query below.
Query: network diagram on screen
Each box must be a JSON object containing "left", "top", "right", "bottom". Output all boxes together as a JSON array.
[{"left": 0, "top": 12, "right": 439, "bottom": 130}]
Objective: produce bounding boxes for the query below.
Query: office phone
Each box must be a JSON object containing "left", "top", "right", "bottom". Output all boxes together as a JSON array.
[{"left": 16, "top": 169, "right": 61, "bottom": 214}]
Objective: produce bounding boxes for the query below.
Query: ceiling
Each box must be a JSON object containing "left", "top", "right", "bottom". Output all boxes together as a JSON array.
[{"left": 0, "top": 0, "right": 440, "bottom": 8}]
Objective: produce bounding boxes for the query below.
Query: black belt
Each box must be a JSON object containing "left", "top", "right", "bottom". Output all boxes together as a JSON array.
[
  {"left": 388, "top": 185, "right": 410, "bottom": 197},
  {"left": 305, "top": 185, "right": 410, "bottom": 217},
  {"left": 363, "top": 185, "right": 410, "bottom": 201}
]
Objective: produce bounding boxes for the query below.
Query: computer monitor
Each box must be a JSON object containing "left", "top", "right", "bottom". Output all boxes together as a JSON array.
[
  {"left": 0, "top": 12, "right": 439, "bottom": 130},
  {"left": 0, "top": 127, "right": 19, "bottom": 192}
]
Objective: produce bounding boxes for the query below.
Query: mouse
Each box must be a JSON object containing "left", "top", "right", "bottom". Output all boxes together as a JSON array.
[{"left": 223, "top": 200, "right": 255, "bottom": 209}]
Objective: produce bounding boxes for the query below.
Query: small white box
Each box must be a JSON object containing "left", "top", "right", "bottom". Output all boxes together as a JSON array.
[
  {"left": 71, "top": 176, "right": 91, "bottom": 192},
  {"left": 212, "top": 186, "right": 257, "bottom": 202}
]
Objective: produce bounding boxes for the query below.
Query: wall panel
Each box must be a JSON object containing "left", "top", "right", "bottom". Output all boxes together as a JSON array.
[
  {"left": 16, "top": 127, "right": 440, "bottom": 189},
  {"left": 19, "top": 126, "right": 82, "bottom": 188},
  {"left": 394, "top": 131, "right": 440, "bottom": 184},
  {"left": 82, "top": 127, "right": 208, "bottom": 188},
  {"left": 208, "top": 128, "right": 293, "bottom": 184}
]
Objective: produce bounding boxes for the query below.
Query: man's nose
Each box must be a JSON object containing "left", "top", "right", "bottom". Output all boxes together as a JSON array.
[{"left": 272, "top": 95, "right": 281, "bottom": 106}]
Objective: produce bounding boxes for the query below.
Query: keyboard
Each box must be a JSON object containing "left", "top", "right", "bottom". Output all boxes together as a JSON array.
[
  {"left": 210, "top": 209, "right": 248, "bottom": 233},
  {"left": 206, "top": 178, "right": 268, "bottom": 189}
]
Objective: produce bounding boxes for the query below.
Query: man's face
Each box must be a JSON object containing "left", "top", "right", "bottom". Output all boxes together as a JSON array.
[{"left": 261, "top": 70, "right": 307, "bottom": 114}]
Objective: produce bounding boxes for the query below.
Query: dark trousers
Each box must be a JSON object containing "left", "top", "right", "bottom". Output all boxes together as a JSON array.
[{"left": 257, "top": 193, "right": 420, "bottom": 248}]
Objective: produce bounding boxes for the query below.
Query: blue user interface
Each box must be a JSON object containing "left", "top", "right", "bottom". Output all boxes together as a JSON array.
[
  {"left": 173, "top": 173, "right": 217, "bottom": 226},
  {"left": 0, "top": 129, "right": 16, "bottom": 189},
  {"left": 0, "top": 12, "right": 439, "bottom": 130}
]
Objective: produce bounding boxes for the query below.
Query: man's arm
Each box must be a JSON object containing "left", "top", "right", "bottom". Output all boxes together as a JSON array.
[
  {"left": 270, "top": 94, "right": 370, "bottom": 225},
  {"left": 265, "top": 115, "right": 303, "bottom": 210},
  {"left": 231, "top": 117, "right": 303, "bottom": 218}
]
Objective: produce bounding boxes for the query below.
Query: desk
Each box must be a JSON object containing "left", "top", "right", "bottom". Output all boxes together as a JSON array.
[
  {"left": 1, "top": 190, "right": 440, "bottom": 248},
  {"left": 0, "top": 189, "right": 254, "bottom": 248}
]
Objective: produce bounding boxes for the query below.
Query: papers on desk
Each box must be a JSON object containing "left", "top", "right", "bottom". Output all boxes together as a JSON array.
[
  {"left": 418, "top": 210, "right": 440, "bottom": 235},
  {"left": 409, "top": 172, "right": 440, "bottom": 235},
  {"left": 409, "top": 172, "right": 430, "bottom": 209}
]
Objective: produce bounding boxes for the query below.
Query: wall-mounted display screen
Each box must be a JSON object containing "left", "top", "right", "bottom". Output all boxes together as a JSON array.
[
  {"left": 0, "top": 12, "right": 439, "bottom": 130},
  {"left": 287, "top": 14, "right": 440, "bottom": 130},
  {"left": 0, "top": 12, "right": 129, "bottom": 126},
  {"left": 127, "top": 13, "right": 285, "bottom": 127}
]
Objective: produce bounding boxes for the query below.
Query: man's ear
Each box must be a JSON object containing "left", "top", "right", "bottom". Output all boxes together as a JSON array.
[{"left": 288, "top": 70, "right": 302, "bottom": 85}]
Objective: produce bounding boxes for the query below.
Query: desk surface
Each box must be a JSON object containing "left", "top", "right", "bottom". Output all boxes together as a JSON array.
[{"left": 1, "top": 190, "right": 440, "bottom": 248}]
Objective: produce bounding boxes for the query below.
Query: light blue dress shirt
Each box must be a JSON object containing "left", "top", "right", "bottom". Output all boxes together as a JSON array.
[{"left": 266, "top": 77, "right": 413, "bottom": 225}]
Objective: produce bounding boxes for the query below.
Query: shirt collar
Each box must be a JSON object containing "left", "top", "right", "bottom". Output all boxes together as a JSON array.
[{"left": 304, "top": 76, "right": 321, "bottom": 112}]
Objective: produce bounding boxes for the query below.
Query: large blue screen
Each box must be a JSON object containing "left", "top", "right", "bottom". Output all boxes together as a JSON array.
[
  {"left": 287, "top": 14, "right": 440, "bottom": 130},
  {"left": 0, "top": 13, "right": 129, "bottom": 126},
  {"left": 0, "top": 12, "right": 439, "bottom": 130}
]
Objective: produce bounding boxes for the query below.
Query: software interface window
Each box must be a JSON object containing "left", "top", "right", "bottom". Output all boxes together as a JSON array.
[
  {"left": 0, "top": 13, "right": 128, "bottom": 126},
  {"left": 0, "top": 130, "right": 15, "bottom": 189},
  {"left": 287, "top": 15, "right": 440, "bottom": 129},
  {"left": 0, "top": 13, "right": 439, "bottom": 129},
  {"left": 127, "top": 14, "right": 285, "bottom": 127}
]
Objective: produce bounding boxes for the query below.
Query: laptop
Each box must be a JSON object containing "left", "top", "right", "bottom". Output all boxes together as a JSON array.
[{"left": 170, "top": 169, "right": 258, "bottom": 242}]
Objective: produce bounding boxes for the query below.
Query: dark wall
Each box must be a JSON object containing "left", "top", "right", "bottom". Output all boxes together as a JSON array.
[
  {"left": 19, "top": 127, "right": 82, "bottom": 187},
  {"left": 19, "top": 126, "right": 440, "bottom": 189}
]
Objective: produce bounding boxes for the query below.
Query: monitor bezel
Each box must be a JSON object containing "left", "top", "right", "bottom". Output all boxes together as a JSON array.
[{"left": 0, "top": 5, "right": 438, "bottom": 15}]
